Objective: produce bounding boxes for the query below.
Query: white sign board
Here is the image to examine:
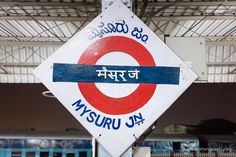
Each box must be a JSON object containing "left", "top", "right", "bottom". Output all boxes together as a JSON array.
[{"left": 33, "top": 1, "right": 197, "bottom": 157}]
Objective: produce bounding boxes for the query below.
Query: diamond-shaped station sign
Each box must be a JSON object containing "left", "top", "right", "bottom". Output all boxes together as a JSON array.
[{"left": 33, "top": 1, "right": 197, "bottom": 157}]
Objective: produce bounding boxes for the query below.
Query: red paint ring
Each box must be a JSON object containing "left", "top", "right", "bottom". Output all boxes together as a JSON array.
[{"left": 78, "top": 36, "right": 156, "bottom": 115}]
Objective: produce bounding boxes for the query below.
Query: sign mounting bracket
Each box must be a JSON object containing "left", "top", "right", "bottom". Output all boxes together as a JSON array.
[{"left": 101, "top": 0, "right": 133, "bottom": 11}]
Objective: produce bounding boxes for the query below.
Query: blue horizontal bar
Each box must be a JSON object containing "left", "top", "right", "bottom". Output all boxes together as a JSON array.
[{"left": 53, "top": 63, "right": 180, "bottom": 85}]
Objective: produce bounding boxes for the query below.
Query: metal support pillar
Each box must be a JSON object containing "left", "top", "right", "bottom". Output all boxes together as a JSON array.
[{"left": 92, "top": 138, "right": 132, "bottom": 157}]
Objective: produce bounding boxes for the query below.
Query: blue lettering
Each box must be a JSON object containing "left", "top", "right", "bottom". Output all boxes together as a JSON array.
[
  {"left": 131, "top": 27, "right": 142, "bottom": 39},
  {"left": 112, "top": 118, "right": 121, "bottom": 130},
  {"left": 125, "top": 116, "right": 134, "bottom": 128},
  {"left": 107, "top": 23, "right": 116, "bottom": 32},
  {"left": 88, "top": 20, "right": 129, "bottom": 40},
  {"left": 86, "top": 111, "right": 97, "bottom": 123},
  {"left": 95, "top": 115, "right": 105, "bottom": 127},
  {"left": 80, "top": 105, "right": 91, "bottom": 117},
  {"left": 115, "top": 20, "right": 129, "bottom": 33},
  {"left": 72, "top": 99, "right": 85, "bottom": 111},
  {"left": 134, "top": 113, "right": 145, "bottom": 125},
  {"left": 141, "top": 34, "right": 148, "bottom": 43},
  {"left": 131, "top": 27, "right": 149, "bottom": 43},
  {"left": 103, "top": 117, "right": 112, "bottom": 130},
  {"left": 125, "top": 113, "right": 145, "bottom": 128},
  {"left": 72, "top": 99, "right": 122, "bottom": 130}
]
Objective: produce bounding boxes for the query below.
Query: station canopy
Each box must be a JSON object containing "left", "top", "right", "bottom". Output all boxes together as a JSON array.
[{"left": 0, "top": 0, "right": 236, "bottom": 83}]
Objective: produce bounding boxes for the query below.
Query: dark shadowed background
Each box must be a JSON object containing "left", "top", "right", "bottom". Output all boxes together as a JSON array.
[{"left": 0, "top": 83, "right": 235, "bottom": 134}]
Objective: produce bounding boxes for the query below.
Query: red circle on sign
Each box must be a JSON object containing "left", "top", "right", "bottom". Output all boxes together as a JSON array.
[{"left": 78, "top": 36, "right": 156, "bottom": 115}]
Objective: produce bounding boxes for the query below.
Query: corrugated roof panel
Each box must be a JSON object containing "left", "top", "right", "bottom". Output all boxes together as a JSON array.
[
  {"left": 45, "top": 21, "right": 64, "bottom": 37},
  {"left": 68, "top": 21, "right": 83, "bottom": 35},
  {"left": 0, "top": 26, "right": 9, "bottom": 36},
  {"left": 34, "top": 21, "right": 55, "bottom": 37},
  {"left": 13, "top": 48, "right": 20, "bottom": 63},
  {"left": 15, "top": 21, "right": 33, "bottom": 37},
  {"left": 0, "top": 48, "right": 5, "bottom": 62},
  {"left": 207, "top": 46, "right": 216, "bottom": 63},
  {"left": 222, "top": 46, "right": 231, "bottom": 62},
  {"left": 4, "top": 47, "right": 12, "bottom": 63},
  {"left": 172, "top": 6, "right": 185, "bottom": 16},
  {"left": 222, "top": 66, "right": 229, "bottom": 74},
  {"left": 8, "top": 20, "right": 32, "bottom": 37},
  {"left": 204, "top": 21, "right": 225, "bottom": 36},
  {"left": 192, "top": 6, "right": 207, "bottom": 16},
  {"left": 0, "top": 21, "right": 23, "bottom": 37},
  {"left": 73, "top": 21, "right": 85, "bottom": 28},
  {"left": 37, "top": 47, "right": 45, "bottom": 62},
  {"left": 32, "top": 6, "right": 45, "bottom": 15},
  {"left": 176, "top": 21, "right": 198, "bottom": 36},
  {"left": 25, "top": 48, "right": 34, "bottom": 63},
  {"left": 28, "top": 74, "right": 36, "bottom": 83},
  {"left": 181, "top": 21, "right": 202, "bottom": 37},
  {"left": 183, "top": 8, "right": 195, "bottom": 16},
  {"left": 43, "top": 6, "right": 57, "bottom": 17},
  {"left": 31, "top": 47, "right": 39, "bottom": 63},
  {"left": 59, "top": 22, "right": 73, "bottom": 38},
  {"left": 229, "top": 75, "right": 236, "bottom": 82},
  {"left": 64, "top": 7, "right": 77, "bottom": 16},
  {"left": 216, "top": 46, "right": 223, "bottom": 62},
  {"left": 21, "top": 67, "right": 27, "bottom": 75},
  {"left": 195, "top": 20, "right": 215, "bottom": 35},
  {"left": 55, "top": 21, "right": 72, "bottom": 37},
  {"left": 87, "top": 6, "right": 97, "bottom": 12},
  {"left": 230, "top": 49, "right": 236, "bottom": 62},
  {"left": 205, "top": 6, "right": 226, "bottom": 14},
  {"left": 160, "top": 6, "right": 177, "bottom": 16},
  {"left": 207, "top": 75, "right": 214, "bottom": 82},
  {"left": 19, "top": 21, "right": 40, "bottom": 37},
  {"left": 207, "top": 20, "right": 229, "bottom": 36},
  {"left": 170, "top": 21, "right": 184, "bottom": 36},
  {"left": 188, "top": 21, "right": 207, "bottom": 37},
  {"left": 55, "top": 7, "right": 70, "bottom": 17},
  {"left": 208, "top": 67, "right": 215, "bottom": 74},
  {"left": 39, "top": 46, "right": 47, "bottom": 62},
  {"left": 215, "top": 66, "right": 222, "bottom": 74},
  {"left": 38, "top": 21, "right": 56, "bottom": 37},
  {"left": 221, "top": 75, "right": 228, "bottom": 82},
  {"left": 19, "top": 47, "right": 27, "bottom": 63},
  {"left": 13, "top": 6, "right": 28, "bottom": 15},
  {"left": 217, "top": 20, "right": 236, "bottom": 36},
  {"left": 214, "top": 20, "right": 235, "bottom": 36},
  {"left": 200, "top": 20, "right": 217, "bottom": 36},
  {"left": 213, "top": 75, "right": 221, "bottom": 83},
  {"left": 64, "top": 22, "right": 75, "bottom": 35}
]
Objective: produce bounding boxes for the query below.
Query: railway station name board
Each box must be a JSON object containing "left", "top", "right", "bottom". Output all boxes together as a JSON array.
[{"left": 34, "top": 1, "right": 197, "bottom": 156}]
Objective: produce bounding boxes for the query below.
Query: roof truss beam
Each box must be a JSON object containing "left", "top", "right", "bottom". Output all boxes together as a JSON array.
[
  {"left": 0, "top": 41, "right": 63, "bottom": 46},
  {"left": 0, "top": 1, "right": 235, "bottom": 7},
  {"left": 207, "top": 62, "right": 236, "bottom": 66},
  {"left": 0, "top": 37, "right": 235, "bottom": 46},
  {"left": 0, "top": 15, "right": 235, "bottom": 22}
]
